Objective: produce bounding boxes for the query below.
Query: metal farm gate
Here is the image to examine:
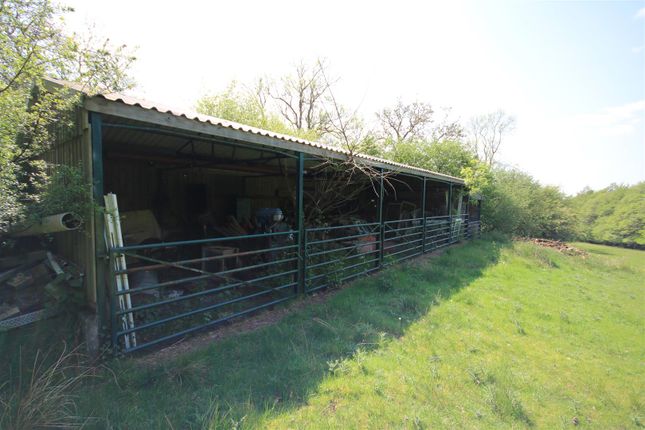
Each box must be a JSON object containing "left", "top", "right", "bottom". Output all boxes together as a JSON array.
[{"left": 108, "top": 184, "right": 480, "bottom": 354}]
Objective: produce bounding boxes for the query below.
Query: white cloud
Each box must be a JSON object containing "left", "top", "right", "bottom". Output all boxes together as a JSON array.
[
  {"left": 632, "top": 46, "right": 645, "bottom": 54},
  {"left": 572, "top": 100, "right": 645, "bottom": 137},
  {"left": 636, "top": 7, "right": 645, "bottom": 19}
]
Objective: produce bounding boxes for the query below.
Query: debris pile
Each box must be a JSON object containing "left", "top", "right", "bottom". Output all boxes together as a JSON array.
[
  {"left": 0, "top": 251, "right": 83, "bottom": 330},
  {"left": 526, "top": 238, "right": 587, "bottom": 256}
]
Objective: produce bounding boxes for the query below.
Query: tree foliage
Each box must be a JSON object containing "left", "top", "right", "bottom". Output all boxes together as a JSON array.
[
  {"left": 376, "top": 101, "right": 464, "bottom": 152},
  {"left": 196, "top": 61, "right": 384, "bottom": 158},
  {"left": 196, "top": 61, "right": 357, "bottom": 145},
  {"left": 570, "top": 183, "right": 645, "bottom": 246},
  {"left": 481, "top": 168, "right": 576, "bottom": 239},
  {"left": 0, "top": 0, "right": 135, "bottom": 232},
  {"left": 195, "top": 80, "right": 318, "bottom": 140},
  {"left": 389, "top": 140, "right": 474, "bottom": 177}
]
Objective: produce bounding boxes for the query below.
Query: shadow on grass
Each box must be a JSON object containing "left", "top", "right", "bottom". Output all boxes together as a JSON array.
[
  {"left": 0, "top": 313, "right": 81, "bottom": 378},
  {"left": 78, "top": 237, "right": 508, "bottom": 429}
]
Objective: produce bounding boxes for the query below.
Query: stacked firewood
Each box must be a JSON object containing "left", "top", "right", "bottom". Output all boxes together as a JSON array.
[{"left": 526, "top": 238, "right": 587, "bottom": 256}]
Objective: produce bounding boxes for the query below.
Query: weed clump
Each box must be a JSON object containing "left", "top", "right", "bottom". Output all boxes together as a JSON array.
[
  {"left": 467, "top": 366, "right": 496, "bottom": 386},
  {"left": 484, "top": 386, "right": 532, "bottom": 426},
  {"left": 0, "top": 345, "right": 93, "bottom": 430}
]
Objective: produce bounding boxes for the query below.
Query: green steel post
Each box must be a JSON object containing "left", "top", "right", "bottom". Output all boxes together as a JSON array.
[
  {"left": 421, "top": 177, "right": 427, "bottom": 253},
  {"left": 90, "top": 112, "right": 108, "bottom": 336},
  {"left": 378, "top": 169, "right": 385, "bottom": 267},
  {"left": 478, "top": 199, "right": 482, "bottom": 237},
  {"left": 296, "top": 152, "right": 305, "bottom": 294},
  {"left": 448, "top": 183, "right": 453, "bottom": 243},
  {"left": 466, "top": 189, "right": 470, "bottom": 239}
]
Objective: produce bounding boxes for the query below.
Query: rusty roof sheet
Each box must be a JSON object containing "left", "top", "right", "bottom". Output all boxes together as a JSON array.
[{"left": 45, "top": 78, "right": 465, "bottom": 184}]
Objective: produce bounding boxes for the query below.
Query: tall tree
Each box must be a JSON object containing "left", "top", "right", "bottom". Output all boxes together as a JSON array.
[
  {"left": 469, "top": 110, "right": 515, "bottom": 166},
  {"left": 0, "top": 0, "right": 135, "bottom": 231},
  {"left": 431, "top": 107, "right": 465, "bottom": 143},
  {"left": 195, "top": 79, "right": 316, "bottom": 139},
  {"left": 376, "top": 100, "right": 434, "bottom": 144},
  {"left": 570, "top": 182, "right": 645, "bottom": 245},
  {"left": 268, "top": 59, "right": 333, "bottom": 137}
]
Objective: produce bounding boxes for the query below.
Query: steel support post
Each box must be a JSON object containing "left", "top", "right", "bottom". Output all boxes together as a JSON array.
[
  {"left": 378, "top": 169, "right": 385, "bottom": 267},
  {"left": 448, "top": 183, "right": 453, "bottom": 243},
  {"left": 296, "top": 152, "right": 306, "bottom": 294},
  {"left": 421, "top": 177, "right": 427, "bottom": 253}
]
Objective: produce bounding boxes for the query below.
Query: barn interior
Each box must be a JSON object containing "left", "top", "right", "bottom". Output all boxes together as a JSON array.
[
  {"left": 99, "top": 115, "right": 470, "bottom": 351},
  {"left": 102, "top": 117, "right": 460, "bottom": 245}
]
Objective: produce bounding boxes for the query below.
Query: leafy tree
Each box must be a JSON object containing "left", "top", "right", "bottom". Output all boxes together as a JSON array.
[
  {"left": 481, "top": 168, "right": 576, "bottom": 239},
  {"left": 0, "top": 0, "right": 135, "bottom": 232},
  {"left": 431, "top": 108, "right": 465, "bottom": 143},
  {"left": 570, "top": 182, "right": 645, "bottom": 245},
  {"left": 387, "top": 139, "right": 492, "bottom": 206},
  {"left": 389, "top": 140, "right": 474, "bottom": 177},
  {"left": 196, "top": 60, "right": 379, "bottom": 155},
  {"left": 376, "top": 101, "right": 464, "bottom": 151},
  {"left": 195, "top": 80, "right": 318, "bottom": 139},
  {"left": 196, "top": 60, "right": 359, "bottom": 144}
]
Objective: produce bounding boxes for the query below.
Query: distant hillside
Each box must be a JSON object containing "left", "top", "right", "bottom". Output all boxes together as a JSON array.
[{"left": 570, "top": 182, "right": 645, "bottom": 247}]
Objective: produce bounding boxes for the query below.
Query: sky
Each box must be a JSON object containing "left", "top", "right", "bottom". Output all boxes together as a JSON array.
[{"left": 62, "top": 0, "right": 645, "bottom": 195}]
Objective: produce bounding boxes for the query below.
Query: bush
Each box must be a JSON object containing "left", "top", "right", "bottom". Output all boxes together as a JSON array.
[
  {"left": 1, "top": 164, "right": 93, "bottom": 238},
  {"left": 570, "top": 183, "right": 645, "bottom": 246},
  {"left": 27, "top": 165, "right": 94, "bottom": 227},
  {"left": 481, "top": 168, "right": 576, "bottom": 240}
]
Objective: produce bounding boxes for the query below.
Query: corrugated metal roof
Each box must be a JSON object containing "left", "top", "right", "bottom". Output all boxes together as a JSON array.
[{"left": 45, "top": 78, "right": 465, "bottom": 184}]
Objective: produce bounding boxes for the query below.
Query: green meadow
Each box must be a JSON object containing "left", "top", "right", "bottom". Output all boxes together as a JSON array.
[{"left": 64, "top": 237, "right": 643, "bottom": 429}]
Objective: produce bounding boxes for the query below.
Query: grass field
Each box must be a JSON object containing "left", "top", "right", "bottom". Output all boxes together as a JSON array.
[{"left": 7, "top": 236, "right": 644, "bottom": 429}]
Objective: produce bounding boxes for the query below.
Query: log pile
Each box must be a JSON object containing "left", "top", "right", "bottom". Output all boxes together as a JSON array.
[
  {"left": 0, "top": 252, "right": 83, "bottom": 329},
  {"left": 526, "top": 238, "right": 587, "bottom": 256}
]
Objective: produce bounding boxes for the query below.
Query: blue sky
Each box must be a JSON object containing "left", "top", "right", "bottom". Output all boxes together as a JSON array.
[
  {"left": 474, "top": 1, "right": 643, "bottom": 112},
  {"left": 63, "top": 0, "right": 645, "bottom": 194},
  {"left": 466, "top": 0, "right": 645, "bottom": 193}
]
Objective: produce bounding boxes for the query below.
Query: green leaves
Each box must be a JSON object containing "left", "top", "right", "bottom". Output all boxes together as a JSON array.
[
  {"left": 389, "top": 140, "right": 477, "bottom": 177},
  {"left": 196, "top": 81, "right": 320, "bottom": 141},
  {"left": 0, "top": 0, "right": 135, "bottom": 232},
  {"left": 570, "top": 182, "right": 645, "bottom": 246},
  {"left": 480, "top": 168, "right": 576, "bottom": 239}
]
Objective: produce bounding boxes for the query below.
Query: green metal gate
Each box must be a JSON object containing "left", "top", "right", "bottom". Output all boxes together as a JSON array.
[{"left": 108, "top": 215, "right": 480, "bottom": 353}]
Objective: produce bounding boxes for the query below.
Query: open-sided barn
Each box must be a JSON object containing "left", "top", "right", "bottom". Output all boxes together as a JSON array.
[{"left": 42, "top": 78, "right": 481, "bottom": 353}]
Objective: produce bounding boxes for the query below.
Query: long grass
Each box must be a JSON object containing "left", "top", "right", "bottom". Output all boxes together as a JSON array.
[
  {"left": 32, "top": 238, "right": 645, "bottom": 428},
  {"left": 0, "top": 345, "right": 94, "bottom": 429}
]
